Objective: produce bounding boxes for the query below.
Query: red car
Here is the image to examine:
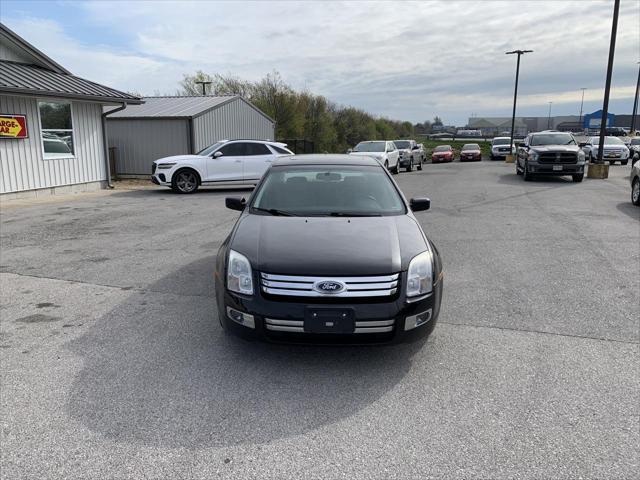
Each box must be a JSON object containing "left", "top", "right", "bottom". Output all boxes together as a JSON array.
[
  {"left": 459, "top": 143, "right": 482, "bottom": 162},
  {"left": 431, "top": 145, "right": 454, "bottom": 163}
]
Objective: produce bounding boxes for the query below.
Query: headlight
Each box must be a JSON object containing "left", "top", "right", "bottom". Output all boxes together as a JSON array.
[
  {"left": 529, "top": 152, "right": 539, "bottom": 161},
  {"left": 157, "top": 163, "right": 176, "bottom": 169},
  {"left": 578, "top": 150, "right": 585, "bottom": 161},
  {"left": 227, "top": 250, "right": 253, "bottom": 295},
  {"left": 406, "top": 250, "right": 433, "bottom": 298}
]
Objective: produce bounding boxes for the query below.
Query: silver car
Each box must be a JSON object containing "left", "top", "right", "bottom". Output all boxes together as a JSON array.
[{"left": 631, "top": 163, "right": 640, "bottom": 206}]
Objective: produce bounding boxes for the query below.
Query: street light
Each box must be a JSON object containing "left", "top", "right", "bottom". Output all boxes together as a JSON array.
[
  {"left": 595, "top": 0, "right": 620, "bottom": 165},
  {"left": 547, "top": 102, "right": 553, "bottom": 129},
  {"left": 579, "top": 88, "right": 587, "bottom": 128},
  {"left": 630, "top": 62, "right": 640, "bottom": 134},
  {"left": 195, "top": 81, "right": 212, "bottom": 96},
  {"left": 506, "top": 49, "right": 533, "bottom": 155}
]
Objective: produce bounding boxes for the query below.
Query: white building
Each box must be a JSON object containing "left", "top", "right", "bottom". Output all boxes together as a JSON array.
[{"left": 0, "top": 23, "right": 141, "bottom": 199}]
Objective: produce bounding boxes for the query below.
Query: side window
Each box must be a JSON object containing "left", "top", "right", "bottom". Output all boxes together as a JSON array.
[
  {"left": 388, "top": 142, "right": 395, "bottom": 151},
  {"left": 218, "top": 142, "right": 246, "bottom": 156},
  {"left": 271, "top": 145, "right": 291, "bottom": 154},
  {"left": 39, "top": 101, "right": 74, "bottom": 159},
  {"left": 245, "top": 143, "right": 271, "bottom": 155}
]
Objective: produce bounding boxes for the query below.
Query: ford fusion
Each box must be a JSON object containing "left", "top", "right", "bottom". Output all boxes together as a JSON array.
[{"left": 215, "top": 154, "right": 443, "bottom": 343}]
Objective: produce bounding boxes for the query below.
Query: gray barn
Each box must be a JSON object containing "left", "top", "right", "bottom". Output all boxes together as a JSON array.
[{"left": 107, "top": 96, "right": 275, "bottom": 176}]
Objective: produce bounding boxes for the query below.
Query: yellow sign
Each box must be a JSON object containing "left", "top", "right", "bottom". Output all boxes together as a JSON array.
[{"left": 0, "top": 114, "right": 28, "bottom": 138}]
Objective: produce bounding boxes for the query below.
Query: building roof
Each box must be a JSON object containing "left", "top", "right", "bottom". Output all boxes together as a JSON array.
[
  {"left": 0, "top": 60, "right": 143, "bottom": 104},
  {"left": 0, "top": 23, "right": 70, "bottom": 75},
  {"left": 107, "top": 95, "right": 273, "bottom": 122}
]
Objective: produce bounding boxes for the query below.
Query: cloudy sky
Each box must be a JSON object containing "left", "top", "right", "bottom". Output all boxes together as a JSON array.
[{"left": 2, "top": 0, "right": 639, "bottom": 125}]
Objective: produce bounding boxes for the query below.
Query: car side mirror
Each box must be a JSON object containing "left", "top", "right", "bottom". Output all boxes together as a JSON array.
[
  {"left": 213, "top": 151, "right": 224, "bottom": 158},
  {"left": 347, "top": 148, "right": 353, "bottom": 153},
  {"left": 516, "top": 142, "right": 525, "bottom": 148},
  {"left": 225, "top": 197, "right": 246, "bottom": 211},
  {"left": 579, "top": 142, "right": 587, "bottom": 148},
  {"left": 412, "top": 145, "right": 419, "bottom": 150},
  {"left": 410, "top": 197, "right": 430, "bottom": 212}
]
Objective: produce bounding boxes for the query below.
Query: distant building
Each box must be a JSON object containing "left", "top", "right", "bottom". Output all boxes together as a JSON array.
[{"left": 468, "top": 110, "right": 632, "bottom": 136}]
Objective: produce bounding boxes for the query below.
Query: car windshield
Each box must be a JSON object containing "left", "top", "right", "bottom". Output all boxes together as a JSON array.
[
  {"left": 592, "top": 136, "right": 625, "bottom": 145},
  {"left": 462, "top": 144, "right": 480, "bottom": 151},
  {"left": 394, "top": 141, "right": 411, "bottom": 149},
  {"left": 251, "top": 165, "right": 405, "bottom": 217},
  {"left": 434, "top": 146, "right": 451, "bottom": 152},
  {"left": 492, "top": 138, "right": 511, "bottom": 145},
  {"left": 530, "top": 133, "right": 576, "bottom": 146},
  {"left": 198, "top": 141, "right": 227, "bottom": 156},
  {"left": 353, "top": 141, "right": 386, "bottom": 152}
]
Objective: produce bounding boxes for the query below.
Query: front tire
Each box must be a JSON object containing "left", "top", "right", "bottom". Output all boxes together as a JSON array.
[
  {"left": 391, "top": 160, "right": 399, "bottom": 175},
  {"left": 572, "top": 173, "right": 584, "bottom": 183},
  {"left": 171, "top": 168, "right": 199, "bottom": 194},
  {"left": 632, "top": 178, "right": 640, "bottom": 206},
  {"left": 406, "top": 157, "right": 413, "bottom": 172},
  {"left": 522, "top": 161, "right": 532, "bottom": 181}
]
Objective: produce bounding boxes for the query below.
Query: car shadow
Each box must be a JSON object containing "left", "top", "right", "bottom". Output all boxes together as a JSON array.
[
  {"left": 109, "top": 186, "right": 255, "bottom": 199},
  {"left": 64, "top": 257, "right": 426, "bottom": 449},
  {"left": 616, "top": 202, "right": 640, "bottom": 221},
  {"left": 496, "top": 173, "right": 574, "bottom": 186}
]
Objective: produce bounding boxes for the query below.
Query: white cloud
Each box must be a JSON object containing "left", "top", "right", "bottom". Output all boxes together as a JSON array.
[{"left": 3, "top": 0, "right": 639, "bottom": 123}]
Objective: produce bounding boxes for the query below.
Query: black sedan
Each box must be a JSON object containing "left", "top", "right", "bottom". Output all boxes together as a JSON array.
[{"left": 215, "top": 154, "right": 443, "bottom": 343}]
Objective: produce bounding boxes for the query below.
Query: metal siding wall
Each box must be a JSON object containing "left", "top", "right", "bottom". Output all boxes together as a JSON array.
[
  {"left": 0, "top": 95, "right": 106, "bottom": 193},
  {"left": 107, "top": 119, "right": 189, "bottom": 175},
  {"left": 192, "top": 98, "right": 275, "bottom": 151}
]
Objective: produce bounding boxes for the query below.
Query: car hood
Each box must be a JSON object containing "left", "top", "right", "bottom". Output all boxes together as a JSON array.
[
  {"left": 230, "top": 214, "right": 429, "bottom": 275},
  {"left": 461, "top": 150, "right": 481, "bottom": 154},
  {"left": 529, "top": 145, "right": 581, "bottom": 153},
  {"left": 154, "top": 154, "right": 204, "bottom": 164},
  {"left": 432, "top": 151, "right": 452, "bottom": 155}
]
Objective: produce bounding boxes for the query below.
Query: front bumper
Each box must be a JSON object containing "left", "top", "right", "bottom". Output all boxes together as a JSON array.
[
  {"left": 527, "top": 162, "right": 585, "bottom": 175},
  {"left": 151, "top": 173, "right": 171, "bottom": 186},
  {"left": 217, "top": 273, "right": 442, "bottom": 344}
]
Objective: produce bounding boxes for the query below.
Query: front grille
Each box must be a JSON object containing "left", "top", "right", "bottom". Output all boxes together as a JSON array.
[
  {"left": 152, "top": 163, "right": 157, "bottom": 174},
  {"left": 498, "top": 147, "right": 510, "bottom": 152},
  {"left": 264, "top": 318, "right": 395, "bottom": 333},
  {"left": 538, "top": 152, "right": 577, "bottom": 164},
  {"left": 260, "top": 272, "right": 399, "bottom": 298}
]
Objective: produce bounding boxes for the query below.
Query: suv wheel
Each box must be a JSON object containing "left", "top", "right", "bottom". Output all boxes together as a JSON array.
[
  {"left": 417, "top": 158, "right": 423, "bottom": 170},
  {"left": 391, "top": 160, "right": 399, "bottom": 175},
  {"left": 516, "top": 160, "right": 523, "bottom": 175},
  {"left": 172, "top": 168, "right": 199, "bottom": 194},
  {"left": 572, "top": 173, "right": 584, "bottom": 183},
  {"left": 406, "top": 157, "right": 413, "bottom": 172},
  {"left": 632, "top": 178, "right": 640, "bottom": 206}
]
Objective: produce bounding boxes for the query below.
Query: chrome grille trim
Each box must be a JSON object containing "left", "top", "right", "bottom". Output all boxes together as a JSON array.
[
  {"left": 264, "top": 317, "right": 395, "bottom": 333},
  {"left": 261, "top": 272, "right": 400, "bottom": 298}
]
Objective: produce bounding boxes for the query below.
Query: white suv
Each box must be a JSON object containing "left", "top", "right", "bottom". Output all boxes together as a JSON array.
[
  {"left": 151, "top": 140, "right": 293, "bottom": 193},
  {"left": 490, "top": 137, "right": 515, "bottom": 160},
  {"left": 348, "top": 141, "right": 400, "bottom": 174}
]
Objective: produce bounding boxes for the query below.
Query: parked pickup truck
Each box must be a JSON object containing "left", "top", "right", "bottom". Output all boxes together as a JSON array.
[
  {"left": 393, "top": 139, "right": 424, "bottom": 172},
  {"left": 516, "top": 131, "right": 586, "bottom": 182}
]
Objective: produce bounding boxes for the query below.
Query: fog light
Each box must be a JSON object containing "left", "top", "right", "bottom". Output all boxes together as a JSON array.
[
  {"left": 404, "top": 309, "right": 432, "bottom": 331},
  {"left": 226, "top": 307, "right": 255, "bottom": 329}
]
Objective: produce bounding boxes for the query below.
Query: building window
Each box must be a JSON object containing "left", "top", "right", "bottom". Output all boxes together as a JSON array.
[{"left": 38, "top": 101, "right": 74, "bottom": 158}]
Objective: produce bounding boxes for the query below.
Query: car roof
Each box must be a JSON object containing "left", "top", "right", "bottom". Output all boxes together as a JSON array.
[{"left": 272, "top": 154, "right": 381, "bottom": 167}]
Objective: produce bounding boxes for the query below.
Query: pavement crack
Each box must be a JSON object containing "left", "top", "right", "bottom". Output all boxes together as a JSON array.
[{"left": 439, "top": 320, "right": 638, "bottom": 345}]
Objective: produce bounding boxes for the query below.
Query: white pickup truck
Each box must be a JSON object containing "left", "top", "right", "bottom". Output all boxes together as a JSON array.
[{"left": 393, "top": 139, "right": 425, "bottom": 171}]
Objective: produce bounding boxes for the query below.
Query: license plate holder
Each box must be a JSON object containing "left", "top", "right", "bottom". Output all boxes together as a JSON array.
[
  {"left": 553, "top": 165, "right": 563, "bottom": 171},
  {"left": 304, "top": 308, "right": 355, "bottom": 334}
]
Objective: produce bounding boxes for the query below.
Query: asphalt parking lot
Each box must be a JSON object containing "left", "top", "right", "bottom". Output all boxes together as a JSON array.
[{"left": 1, "top": 161, "right": 638, "bottom": 479}]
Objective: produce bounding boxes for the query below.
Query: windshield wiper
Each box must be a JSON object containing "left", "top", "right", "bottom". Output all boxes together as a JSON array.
[
  {"left": 252, "top": 207, "right": 296, "bottom": 217},
  {"left": 328, "top": 212, "right": 383, "bottom": 217}
]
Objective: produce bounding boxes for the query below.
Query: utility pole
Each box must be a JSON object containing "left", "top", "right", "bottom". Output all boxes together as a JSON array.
[
  {"left": 195, "top": 81, "right": 212, "bottom": 96},
  {"left": 506, "top": 49, "right": 533, "bottom": 156},
  {"left": 579, "top": 88, "right": 587, "bottom": 128},
  {"left": 547, "top": 102, "right": 553, "bottom": 129},
  {"left": 630, "top": 62, "right": 640, "bottom": 134},
  {"left": 595, "top": 0, "right": 619, "bottom": 164}
]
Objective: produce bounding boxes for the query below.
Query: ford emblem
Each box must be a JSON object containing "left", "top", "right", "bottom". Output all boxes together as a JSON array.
[{"left": 313, "top": 280, "right": 346, "bottom": 294}]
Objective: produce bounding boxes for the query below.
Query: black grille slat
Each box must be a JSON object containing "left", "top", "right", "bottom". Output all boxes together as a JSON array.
[{"left": 538, "top": 152, "right": 577, "bottom": 164}]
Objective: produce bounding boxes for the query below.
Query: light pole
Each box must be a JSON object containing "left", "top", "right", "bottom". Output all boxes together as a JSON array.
[
  {"left": 195, "top": 81, "right": 212, "bottom": 96},
  {"left": 579, "top": 88, "right": 587, "bottom": 128},
  {"left": 506, "top": 49, "right": 533, "bottom": 154},
  {"left": 630, "top": 62, "right": 640, "bottom": 134},
  {"left": 595, "top": 0, "right": 620, "bottom": 165},
  {"left": 547, "top": 102, "right": 553, "bottom": 129}
]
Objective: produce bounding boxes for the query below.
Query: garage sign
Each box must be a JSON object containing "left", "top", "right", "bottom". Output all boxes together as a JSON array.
[{"left": 0, "top": 114, "right": 28, "bottom": 139}]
